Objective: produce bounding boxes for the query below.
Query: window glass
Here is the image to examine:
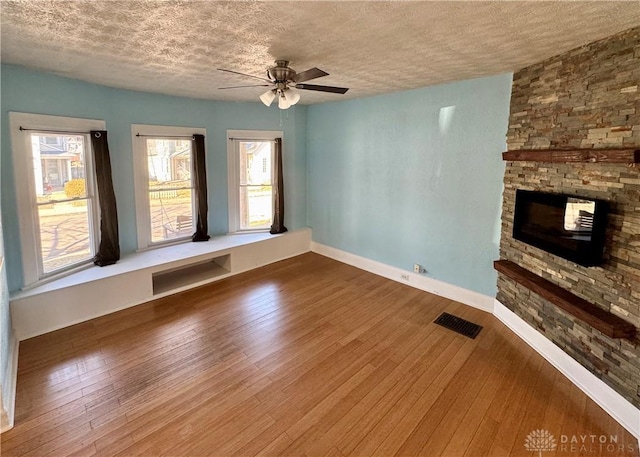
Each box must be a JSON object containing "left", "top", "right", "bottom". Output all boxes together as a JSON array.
[
  {"left": 238, "top": 141, "right": 273, "bottom": 231},
  {"left": 29, "top": 133, "right": 95, "bottom": 274},
  {"left": 227, "top": 130, "right": 280, "bottom": 234},
  {"left": 144, "top": 139, "right": 194, "bottom": 243}
]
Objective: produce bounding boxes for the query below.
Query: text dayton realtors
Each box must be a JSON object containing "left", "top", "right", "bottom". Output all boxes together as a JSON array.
[{"left": 559, "top": 434, "right": 637, "bottom": 454}]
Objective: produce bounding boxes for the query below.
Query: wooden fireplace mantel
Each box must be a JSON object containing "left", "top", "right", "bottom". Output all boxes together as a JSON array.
[
  {"left": 502, "top": 148, "right": 640, "bottom": 164},
  {"left": 494, "top": 260, "right": 636, "bottom": 339}
]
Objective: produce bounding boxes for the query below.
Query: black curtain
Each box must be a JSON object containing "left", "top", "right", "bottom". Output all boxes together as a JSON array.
[
  {"left": 90, "top": 130, "right": 120, "bottom": 266},
  {"left": 270, "top": 138, "right": 288, "bottom": 234},
  {"left": 192, "top": 134, "right": 210, "bottom": 241}
]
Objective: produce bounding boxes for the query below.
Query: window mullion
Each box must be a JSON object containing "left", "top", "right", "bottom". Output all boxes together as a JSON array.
[
  {"left": 36, "top": 197, "right": 89, "bottom": 206},
  {"left": 148, "top": 186, "right": 192, "bottom": 192}
]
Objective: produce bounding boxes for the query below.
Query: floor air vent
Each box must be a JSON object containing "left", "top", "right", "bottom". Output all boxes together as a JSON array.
[{"left": 434, "top": 312, "right": 482, "bottom": 339}]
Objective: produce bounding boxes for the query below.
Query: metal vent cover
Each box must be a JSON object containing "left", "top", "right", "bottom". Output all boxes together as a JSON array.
[{"left": 434, "top": 312, "right": 483, "bottom": 339}]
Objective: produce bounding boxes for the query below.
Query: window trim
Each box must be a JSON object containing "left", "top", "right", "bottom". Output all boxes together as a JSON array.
[
  {"left": 131, "top": 124, "right": 206, "bottom": 250},
  {"left": 9, "top": 112, "right": 105, "bottom": 288},
  {"left": 227, "top": 129, "right": 282, "bottom": 234}
]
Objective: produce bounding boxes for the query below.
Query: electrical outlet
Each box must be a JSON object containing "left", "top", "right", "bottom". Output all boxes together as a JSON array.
[
  {"left": 413, "top": 263, "right": 423, "bottom": 274},
  {"left": 401, "top": 274, "right": 410, "bottom": 281}
]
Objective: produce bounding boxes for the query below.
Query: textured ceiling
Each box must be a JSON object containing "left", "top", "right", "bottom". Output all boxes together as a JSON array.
[{"left": 2, "top": 1, "right": 640, "bottom": 105}]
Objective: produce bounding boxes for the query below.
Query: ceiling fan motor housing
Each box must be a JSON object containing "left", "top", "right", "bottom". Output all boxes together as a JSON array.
[{"left": 269, "top": 60, "right": 296, "bottom": 83}]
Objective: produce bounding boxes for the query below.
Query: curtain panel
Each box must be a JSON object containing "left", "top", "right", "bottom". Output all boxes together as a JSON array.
[
  {"left": 192, "top": 134, "right": 210, "bottom": 241},
  {"left": 90, "top": 130, "right": 120, "bottom": 266},
  {"left": 270, "top": 137, "right": 288, "bottom": 235}
]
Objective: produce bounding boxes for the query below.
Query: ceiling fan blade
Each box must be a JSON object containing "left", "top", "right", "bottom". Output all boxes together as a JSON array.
[
  {"left": 292, "top": 67, "right": 329, "bottom": 83},
  {"left": 296, "top": 84, "right": 349, "bottom": 94},
  {"left": 217, "top": 68, "right": 273, "bottom": 83},
  {"left": 218, "top": 84, "right": 272, "bottom": 90}
]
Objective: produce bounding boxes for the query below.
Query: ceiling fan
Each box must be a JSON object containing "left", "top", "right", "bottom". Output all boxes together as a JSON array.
[{"left": 218, "top": 60, "right": 349, "bottom": 109}]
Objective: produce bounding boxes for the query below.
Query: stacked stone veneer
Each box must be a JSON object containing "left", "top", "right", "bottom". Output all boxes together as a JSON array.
[{"left": 497, "top": 27, "right": 640, "bottom": 408}]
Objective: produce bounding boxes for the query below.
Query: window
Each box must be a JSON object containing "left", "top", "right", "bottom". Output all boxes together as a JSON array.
[
  {"left": 132, "top": 124, "right": 205, "bottom": 249},
  {"left": 9, "top": 112, "right": 104, "bottom": 287},
  {"left": 227, "top": 130, "right": 281, "bottom": 233},
  {"left": 43, "top": 135, "right": 63, "bottom": 146}
]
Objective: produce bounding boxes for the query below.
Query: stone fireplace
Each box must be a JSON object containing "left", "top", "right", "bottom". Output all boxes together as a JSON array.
[{"left": 496, "top": 27, "right": 640, "bottom": 408}]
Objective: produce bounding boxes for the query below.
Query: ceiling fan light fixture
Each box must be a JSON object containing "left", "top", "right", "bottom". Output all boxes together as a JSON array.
[
  {"left": 278, "top": 91, "right": 291, "bottom": 110},
  {"left": 283, "top": 87, "right": 301, "bottom": 106},
  {"left": 259, "top": 89, "right": 276, "bottom": 106}
]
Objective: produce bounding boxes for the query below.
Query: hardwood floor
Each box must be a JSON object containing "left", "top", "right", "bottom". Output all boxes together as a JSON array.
[{"left": 2, "top": 253, "right": 638, "bottom": 456}]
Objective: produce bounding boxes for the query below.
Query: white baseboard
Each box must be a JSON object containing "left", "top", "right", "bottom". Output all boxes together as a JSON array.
[
  {"left": 1, "top": 332, "right": 19, "bottom": 433},
  {"left": 494, "top": 300, "right": 640, "bottom": 441},
  {"left": 310, "top": 242, "right": 495, "bottom": 313}
]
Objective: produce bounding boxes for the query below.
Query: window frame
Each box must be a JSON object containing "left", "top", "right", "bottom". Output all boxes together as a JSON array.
[
  {"left": 131, "top": 124, "right": 206, "bottom": 250},
  {"left": 227, "top": 129, "right": 282, "bottom": 234},
  {"left": 9, "top": 112, "right": 105, "bottom": 288}
]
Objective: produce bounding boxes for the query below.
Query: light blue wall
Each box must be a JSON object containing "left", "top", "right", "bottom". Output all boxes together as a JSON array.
[
  {"left": 2, "top": 64, "right": 512, "bottom": 298},
  {"left": 1, "top": 65, "right": 307, "bottom": 292},
  {"left": 306, "top": 74, "right": 512, "bottom": 296}
]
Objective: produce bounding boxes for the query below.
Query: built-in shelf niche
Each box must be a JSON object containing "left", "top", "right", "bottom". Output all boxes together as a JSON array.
[
  {"left": 502, "top": 148, "right": 640, "bottom": 164},
  {"left": 152, "top": 254, "right": 231, "bottom": 295},
  {"left": 494, "top": 260, "right": 636, "bottom": 339}
]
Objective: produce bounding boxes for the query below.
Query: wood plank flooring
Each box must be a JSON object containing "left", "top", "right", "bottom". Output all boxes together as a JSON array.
[{"left": 2, "top": 253, "right": 638, "bottom": 456}]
